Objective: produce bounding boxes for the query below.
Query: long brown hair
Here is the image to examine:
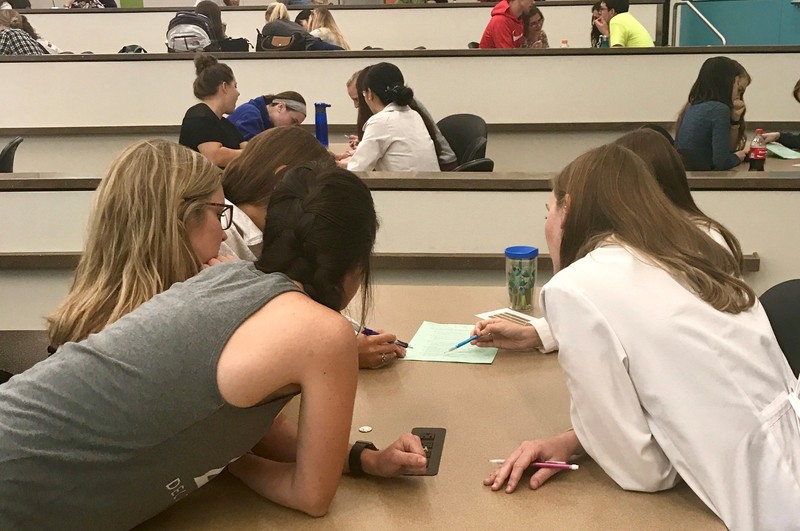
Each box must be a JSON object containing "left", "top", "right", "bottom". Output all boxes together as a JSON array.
[
  {"left": 48, "top": 140, "right": 222, "bottom": 350},
  {"left": 554, "top": 144, "right": 755, "bottom": 313},
  {"left": 223, "top": 126, "right": 335, "bottom": 208},
  {"left": 614, "top": 129, "right": 743, "bottom": 267},
  {"left": 308, "top": 7, "right": 350, "bottom": 50}
]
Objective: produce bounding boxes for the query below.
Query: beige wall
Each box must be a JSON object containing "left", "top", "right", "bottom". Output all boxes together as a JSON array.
[
  {"left": 24, "top": 4, "right": 658, "bottom": 53},
  {"left": 2, "top": 186, "right": 797, "bottom": 328}
]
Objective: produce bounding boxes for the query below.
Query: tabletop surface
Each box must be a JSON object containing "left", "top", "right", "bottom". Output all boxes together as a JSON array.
[{"left": 136, "top": 282, "right": 723, "bottom": 530}]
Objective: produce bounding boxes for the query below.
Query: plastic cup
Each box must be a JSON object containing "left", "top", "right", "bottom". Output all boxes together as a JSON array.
[{"left": 505, "top": 245, "right": 538, "bottom": 311}]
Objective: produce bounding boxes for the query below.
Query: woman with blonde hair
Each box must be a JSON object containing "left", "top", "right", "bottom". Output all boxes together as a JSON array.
[
  {"left": 308, "top": 7, "right": 350, "bottom": 50},
  {"left": 261, "top": 2, "right": 343, "bottom": 51},
  {"left": 482, "top": 145, "right": 800, "bottom": 529},
  {"left": 47, "top": 139, "right": 231, "bottom": 352},
  {"left": 264, "top": 2, "right": 289, "bottom": 23}
]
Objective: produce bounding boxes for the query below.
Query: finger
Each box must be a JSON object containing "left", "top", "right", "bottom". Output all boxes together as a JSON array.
[
  {"left": 394, "top": 344, "right": 407, "bottom": 358},
  {"left": 401, "top": 433, "right": 426, "bottom": 455},
  {"left": 491, "top": 447, "right": 522, "bottom": 491},
  {"left": 367, "top": 332, "right": 397, "bottom": 344},
  {"left": 504, "top": 450, "right": 536, "bottom": 493},
  {"left": 483, "top": 471, "right": 497, "bottom": 486},
  {"left": 396, "top": 451, "right": 428, "bottom": 474},
  {"left": 529, "top": 467, "right": 560, "bottom": 490}
]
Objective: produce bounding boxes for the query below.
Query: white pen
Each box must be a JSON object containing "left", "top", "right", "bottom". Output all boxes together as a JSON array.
[{"left": 488, "top": 459, "right": 579, "bottom": 470}]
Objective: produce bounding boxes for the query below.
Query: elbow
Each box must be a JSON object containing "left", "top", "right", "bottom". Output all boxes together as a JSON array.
[{"left": 299, "top": 494, "right": 333, "bottom": 518}]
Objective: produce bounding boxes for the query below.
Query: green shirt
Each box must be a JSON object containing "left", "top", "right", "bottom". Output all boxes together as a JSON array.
[{"left": 609, "top": 12, "right": 654, "bottom": 48}]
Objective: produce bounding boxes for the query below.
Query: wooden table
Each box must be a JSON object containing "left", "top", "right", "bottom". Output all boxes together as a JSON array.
[{"left": 137, "top": 282, "right": 723, "bottom": 530}]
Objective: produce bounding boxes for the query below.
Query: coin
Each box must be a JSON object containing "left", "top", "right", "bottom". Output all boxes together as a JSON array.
[{"left": 358, "top": 425, "right": 373, "bottom": 433}]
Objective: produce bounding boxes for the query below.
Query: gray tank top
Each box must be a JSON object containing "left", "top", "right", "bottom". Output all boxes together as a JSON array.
[{"left": 0, "top": 262, "right": 303, "bottom": 530}]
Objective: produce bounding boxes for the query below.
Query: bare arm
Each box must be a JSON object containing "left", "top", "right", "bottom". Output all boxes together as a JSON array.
[{"left": 198, "top": 141, "right": 243, "bottom": 168}]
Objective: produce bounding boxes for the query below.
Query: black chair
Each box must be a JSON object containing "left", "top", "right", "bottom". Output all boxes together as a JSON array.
[
  {"left": 760, "top": 279, "right": 800, "bottom": 377},
  {"left": 0, "top": 137, "right": 23, "bottom": 173},
  {"left": 437, "top": 114, "right": 488, "bottom": 166},
  {"left": 454, "top": 157, "right": 494, "bottom": 172}
]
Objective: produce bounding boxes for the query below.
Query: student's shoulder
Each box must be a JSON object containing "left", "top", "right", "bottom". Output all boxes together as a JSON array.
[{"left": 183, "top": 103, "right": 215, "bottom": 120}]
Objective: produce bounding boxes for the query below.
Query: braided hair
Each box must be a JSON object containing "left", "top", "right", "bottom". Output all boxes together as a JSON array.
[{"left": 255, "top": 165, "right": 378, "bottom": 318}]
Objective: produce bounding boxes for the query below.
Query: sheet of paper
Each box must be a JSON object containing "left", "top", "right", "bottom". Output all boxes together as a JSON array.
[
  {"left": 767, "top": 143, "right": 800, "bottom": 159},
  {"left": 404, "top": 321, "right": 498, "bottom": 364},
  {"left": 475, "top": 308, "right": 537, "bottom": 326}
]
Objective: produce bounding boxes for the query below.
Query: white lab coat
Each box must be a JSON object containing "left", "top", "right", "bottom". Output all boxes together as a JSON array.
[
  {"left": 541, "top": 243, "right": 800, "bottom": 530},
  {"left": 219, "top": 201, "right": 261, "bottom": 262},
  {"left": 347, "top": 102, "right": 439, "bottom": 172}
]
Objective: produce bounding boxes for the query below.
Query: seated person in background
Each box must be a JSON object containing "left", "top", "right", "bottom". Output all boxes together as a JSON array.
[
  {"left": 196, "top": 0, "right": 247, "bottom": 51},
  {"left": 521, "top": 6, "right": 548, "bottom": 48},
  {"left": 473, "top": 127, "right": 743, "bottom": 355},
  {"left": 674, "top": 57, "right": 778, "bottom": 171},
  {"left": 478, "top": 0, "right": 533, "bottom": 49},
  {"left": 48, "top": 139, "right": 231, "bottom": 353},
  {"left": 228, "top": 91, "right": 307, "bottom": 140},
  {"left": 483, "top": 144, "right": 800, "bottom": 531},
  {"left": 0, "top": 10, "right": 43, "bottom": 55},
  {"left": 598, "top": 0, "right": 653, "bottom": 48},
  {"left": 2, "top": 0, "right": 31, "bottom": 9},
  {"left": 18, "top": 14, "right": 62, "bottom": 54},
  {"left": 221, "top": 127, "right": 406, "bottom": 369},
  {"left": 295, "top": 8, "right": 312, "bottom": 29},
  {"left": 262, "top": 3, "right": 342, "bottom": 50},
  {"left": 179, "top": 54, "right": 247, "bottom": 168},
  {"left": 590, "top": 2, "right": 604, "bottom": 47},
  {"left": 223, "top": 0, "right": 240, "bottom": 5},
  {"left": 308, "top": 7, "right": 350, "bottom": 50},
  {"left": 765, "top": 77, "right": 800, "bottom": 150},
  {"left": 347, "top": 63, "right": 440, "bottom": 172},
  {"left": 344, "top": 68, "right": 457, "bottom": 170},
  {"left": 64, "top": 0, "right": 105, "bottom": 8},
  {"left": 2, "top": 166, "right": 427, "bottom": 529}
]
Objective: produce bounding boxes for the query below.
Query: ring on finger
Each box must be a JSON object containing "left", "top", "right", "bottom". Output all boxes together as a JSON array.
[{"left": 380, "top": 352, "right": 387, "bottom": 366}]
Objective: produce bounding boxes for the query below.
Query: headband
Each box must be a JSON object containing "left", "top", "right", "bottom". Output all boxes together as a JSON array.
[{"left": 272, "top": 99, "right": 307, "bottom": 116}]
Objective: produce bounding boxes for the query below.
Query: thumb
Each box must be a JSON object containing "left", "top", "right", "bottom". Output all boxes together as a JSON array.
[{"left": 529, "top": 467, "right": 559, "bottom": 490}]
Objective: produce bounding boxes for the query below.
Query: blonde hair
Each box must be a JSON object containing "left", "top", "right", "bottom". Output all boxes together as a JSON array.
[
  {"left": 47, "top": 140, "right": 222, "bottom": 350},
  {"left": 554, "top": 144, "right": 755, "bottom": 314},
  {"left": 309, "top": 7, "right": 350, "bottom": 50},
  {"left": 265, "top": 3, "right": 289, "bottom": 23},
  {"left": 0, "top": 10, "right": 23, "bottom": 29}
]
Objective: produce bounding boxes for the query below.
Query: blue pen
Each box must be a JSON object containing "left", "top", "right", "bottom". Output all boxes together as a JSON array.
[
  {"left": 448, "top": 335, "right": 479, "bottom": 352},
  {"left": 362, "top": 327, "right": 410, "bottom": 349}
]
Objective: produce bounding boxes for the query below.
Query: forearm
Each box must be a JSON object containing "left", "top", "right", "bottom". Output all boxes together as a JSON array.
[
  {"left": 728, "top": 123, "right": 740, "bottom": 150},
  {"left": 228, "top": 455, "right": 307, "bottom": 512},
  {"left": 251, "top": 411, "right": 299, "bottom": 462}
]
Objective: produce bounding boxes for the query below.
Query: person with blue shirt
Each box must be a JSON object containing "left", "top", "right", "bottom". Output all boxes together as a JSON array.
[{"left": 228, "top": 91, "right": 307, "bottom": 141}]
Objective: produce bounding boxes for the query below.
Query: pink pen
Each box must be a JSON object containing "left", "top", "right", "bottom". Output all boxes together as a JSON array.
[{"left": 488, "top": 459, "right": 579, "bottom": 470}]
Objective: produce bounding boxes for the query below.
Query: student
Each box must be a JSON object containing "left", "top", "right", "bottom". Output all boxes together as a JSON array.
[
  {"left": 18, "top": 14, "right": 62, "bottom": 54},
  {"left": 482, "top": 144, "right": 800, "bottom": 530},
  {"left": 196, "top": 0, "right": 247, "bottom": 52},
  {"left": 0, "top": 166, "right": 427, "bottom": 529},
  {"left": 596, "top": 0, "right": 653, "bottom": 48},
  {"left": 675, "top": 57, "right": 758, "bottom": 171},
  {"left": 261, "top": 3, "right": 343, "bottom": 51},
  {"left": 473, "top": 128, "right": 743, "bottom": 355},
  {"left": 344, "top": 67, "right": 457, "bottom": 171},
  {"left": 47, "top": 139, "right": 231, "bottom": 353},
  {"left": 179, "top": 53, "right": 247, "bottom": 168},
  {"left": 221, "top": 127, "right": 407, "bottom": 369},
  {"left": 295, "top": 8, "right": 312, "bottom": 29},
  {"left": 521, "top": 6, "right": 548, "bottom": 48},
  {"left": 478, "top": 0, "right": 533, "bottom": 49},
  {"left": 347, "top": 63, "right": 440, "bottom": 172},
  {"left": 764, "top": 77, "right": 800, "bottom": 149},
  {"left": 0, "top": 10, "right": 43, "bottom": 55},
  {"left": 308, "top": 7, "right": 350, "bottom": 50},
  {"left": 228, "top": 91, "right": 307, "bottom": 141},
  {"left": 590, "top": 2, "right": 605, "bottom": 48}
]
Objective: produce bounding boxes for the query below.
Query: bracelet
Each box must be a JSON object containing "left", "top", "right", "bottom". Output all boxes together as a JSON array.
[
  {"left": 349, "top": 440, "right": 378, "bottom": 477},
  {"left": 730, "top": 120, "right": 740, "bottom": 126}
]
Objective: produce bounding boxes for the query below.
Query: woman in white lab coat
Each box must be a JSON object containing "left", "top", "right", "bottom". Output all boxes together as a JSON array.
[{"left": 483, "top": 144, "right": 800, "bottom": 530}]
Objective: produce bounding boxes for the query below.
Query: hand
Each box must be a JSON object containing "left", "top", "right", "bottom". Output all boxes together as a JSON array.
[
  {"left": 532, "top": 40, "right": 543, "bottom": 49},
  {"left": 334, "top": 149, "right": 355, "bottom": 161},
  {"left": 336, "top": 157, "right": 350, "bottom": 169},
  {"left": 357, "top": 329, "right": 406, "bottom": 369},
  {"left": 593, "top": 17, "right": 609, "bottom": 37},
  {"left": 731, "top": 99, "right": 746, "bottom": 122},
  {"left": 348, "top": 135, "right": 359, "bottom": 150},
  {"left": 484, "top": 431, "right": 581, "bottom": 493},
  {"left": 201, "top": 255, "right": 238, "bottom": 270},
  {"left": 471, "top": 319, "right": 542, "bottom": 351},
  {"left": 763, "top": 131, "right": 780, "bottom": 144},
  {"left": 361, "top": 433, "right": 427, "bottom": 477},
  {"left": 735, "top": 149, "right": 747, "bottom": 162}
]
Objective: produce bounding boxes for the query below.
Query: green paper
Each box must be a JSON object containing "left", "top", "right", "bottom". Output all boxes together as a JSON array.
[
  {"left": 404, "top": 321, "right": 498, "bottom": 364},
  {"left": 766, "top": 143, "right": 800, "bottom": 159}
]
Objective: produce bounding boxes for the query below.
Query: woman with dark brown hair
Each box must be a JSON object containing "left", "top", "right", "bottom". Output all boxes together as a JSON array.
[{"left": 480, "top": 145, "right": 799, "bottom": 530}]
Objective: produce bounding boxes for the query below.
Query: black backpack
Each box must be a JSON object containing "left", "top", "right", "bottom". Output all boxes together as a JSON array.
[
  {"left": 255, "top": 29, "right": 305, "bottom": 52},
  {"left": 166, "top": 12, "right": 221, "bottom": 53}
]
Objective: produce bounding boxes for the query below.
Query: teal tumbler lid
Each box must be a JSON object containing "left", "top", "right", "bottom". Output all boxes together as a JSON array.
[{"left": 504, "top": 245, "right": 539, "bottom": 259}]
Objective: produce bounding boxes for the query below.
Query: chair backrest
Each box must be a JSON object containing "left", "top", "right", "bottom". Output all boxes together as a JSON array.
[
  {"left": 454, "top": 157, "right": 494, "bottom": 172},
  {"left": 256, "top": 30, "right": 305, "bottom": 51},
  {"left": 436, "top": 114, "right": 488, "bottom": 165},
  {"left": 760, "top": 279, "right": 800, "bottom": 377},
  {"left": 0, "top": 137, "right": 24, "bottom": 173}
]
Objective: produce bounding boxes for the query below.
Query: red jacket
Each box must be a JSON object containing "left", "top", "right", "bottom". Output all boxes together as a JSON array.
[{"left": 479, "top": 0, "right": 524, "bottom": 49}]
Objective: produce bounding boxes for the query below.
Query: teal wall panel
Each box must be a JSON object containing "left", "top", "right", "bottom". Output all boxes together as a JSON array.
[{"left": 678, "top": 0, "right": 799, "bottom": 46}]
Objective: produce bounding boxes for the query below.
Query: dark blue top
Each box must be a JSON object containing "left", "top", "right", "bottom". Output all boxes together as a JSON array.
[
  {"left": 676, "top": 101, "right": 741, "bottom": 171},
  {"left": 228, "top": 96, "right": 274, "bottom": 141}
]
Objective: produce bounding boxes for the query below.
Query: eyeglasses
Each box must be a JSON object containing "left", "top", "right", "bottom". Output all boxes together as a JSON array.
[
  {"left": 204, "top": 202, "right": 233, "bottom": 230},
  {"left": 530, "top": 18, "right": 543, "bottom": 26}
]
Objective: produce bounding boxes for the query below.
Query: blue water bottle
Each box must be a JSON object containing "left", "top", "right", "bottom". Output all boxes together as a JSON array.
[{"left": 315, "top": 102, "right": 331, "bottom": 147}]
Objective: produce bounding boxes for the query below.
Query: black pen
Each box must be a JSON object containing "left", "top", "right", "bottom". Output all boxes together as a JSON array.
[{"left": 362, "top": 327, "right": 410, "bottom": 349}]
